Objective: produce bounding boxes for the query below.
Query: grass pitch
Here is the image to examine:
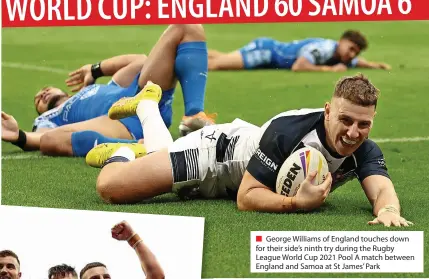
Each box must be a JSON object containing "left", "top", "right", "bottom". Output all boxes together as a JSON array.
[{"left": 2, "top": 21, "right": 429, "bottom": 278}]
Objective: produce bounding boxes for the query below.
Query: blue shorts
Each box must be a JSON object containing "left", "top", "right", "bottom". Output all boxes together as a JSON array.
[
  {"left": 108, "top": 75, "right": 175, "bottom": 140},
  {"left": 239, "top": 38, "right": 276, "bottom": 69}
]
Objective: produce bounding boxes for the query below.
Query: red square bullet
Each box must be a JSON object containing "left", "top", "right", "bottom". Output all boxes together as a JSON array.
[{"left": 256, "top": 236, "right": 262, "bottom": 242}]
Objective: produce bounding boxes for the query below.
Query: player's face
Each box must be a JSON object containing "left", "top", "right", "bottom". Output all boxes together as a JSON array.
[
  {"left": 34, "top": 87, "right": 68, "bottom": 115},
  {"left": 324, "top": 97, "right": 375, "bottom": 156},
  {"left": 81, "top": 267, "right": 111, "bottom": 279},
  {"left": 0, "top": 256, "right": 21, "bottom": 279},
  {"left": 337, "top": 39, "right": 361, "bottom": 64}
]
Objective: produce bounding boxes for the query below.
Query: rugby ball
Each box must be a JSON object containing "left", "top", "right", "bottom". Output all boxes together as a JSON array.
[{"left": 276, "top": 146, "right": 329, "bottom": 197}]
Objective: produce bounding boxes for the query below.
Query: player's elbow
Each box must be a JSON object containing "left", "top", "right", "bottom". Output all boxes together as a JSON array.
[{"left": 236, "top": 190, "right": 253, "bottom": 211}]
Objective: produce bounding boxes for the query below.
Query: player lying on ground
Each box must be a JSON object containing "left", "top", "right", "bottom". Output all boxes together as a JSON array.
[
  {"left": 0, "top": 250, "right": 21, "bottom": 279},
  {"left": 1, "top": 24, "right": 215, "bottom": 157},
  {"left": 87, "top": 74, "right": 412, "bottom": 227},
  {"left": 208, "top": 30, "right": 391, "bottom": 72},
  {"left": 79, "top": 221, "right": 164, "bottom": 279}
]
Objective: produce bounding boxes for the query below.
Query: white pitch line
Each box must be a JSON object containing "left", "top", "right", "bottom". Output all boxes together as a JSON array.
[
  {"left": 2, "top": 154, "right": 45, "bottom": 160},
  {"left": 2, "top": 136, "right": 429, "bottom": 160},
  {"left": 373, "top": 136, "right": 429, "bottom": 143},
  {"left": 2, "top": 62, "right": 70, "bottom": 74}
]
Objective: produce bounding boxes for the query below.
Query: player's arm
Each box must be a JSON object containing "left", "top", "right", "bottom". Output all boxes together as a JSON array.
[
  {"left": 236, "top": 120, "right": 332, "bottom": 213},
  {"left": 90, "top": 54, "right": 147, "bottom": 77},
  {"left": 66, "top": 54, "right": 147, "bottom": 92},
  {"left": 355, "top": 57, "right": 391, "bottom": 70},
  {"left": 356, "top": 141, "right": 413, "bottom": 227},
  {"left": 291, "top": 56, "right": 346, "bottom": 72},
  {"left": 1, "top": 112, "right": 49, "bottom": 151},
  {"left": 237, "top": 170, "right": 332, "bottom": 213},
  {"left": 111, "top": 221, "right": 165, "bottom": 279},
  {"left": 361, "top": 175, "right": 412, "bottom": 227},
  {"left": 291, "top": 44, "right": 347, "bottom": 72},
  {"left": 130, "top": 236, "right": 165, "bottom": 279}
]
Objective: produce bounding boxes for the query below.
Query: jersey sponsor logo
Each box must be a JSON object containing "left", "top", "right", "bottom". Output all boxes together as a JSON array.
[
  {"left": 378, "top": 159, "right": 387, "bottom": 168},
  {"left": 255, "top": 148, "right": 278, "bottom": 171},
  {"left": 280, "top": 163, "right": 301, "bottom": 196}
]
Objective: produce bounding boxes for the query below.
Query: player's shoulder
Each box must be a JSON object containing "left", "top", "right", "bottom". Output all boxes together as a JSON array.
[
  {"left": 261, "top": 108, "right": 324, "bottom": 136},
  {"left": 353, "top": 138, "right": 385, "bottom": 161},
  {"left": 303, "top": 38, "right": 336, "bottom": 47}
]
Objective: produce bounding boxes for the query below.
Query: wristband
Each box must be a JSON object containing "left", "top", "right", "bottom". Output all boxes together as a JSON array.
[
  {"left": 282, "top": 196, "right": 297, "bottom": 212},
  {"left": 133, "top": 239, "right": 143, "bottom": 249},
  {"left": 291, "top": 197, "right": 297, "bottom": 211},
  {"left": 91, "top": 62, "right": 104, "bottom": 80},
  {"left": 127, "top": 233, "right": 141, "bottom": 248},
  {"left": 378, "top": 205, "right": 400, "bottom": 216},
  {"left": 11, "top": 129, "right": 27, "bottom": 150}
]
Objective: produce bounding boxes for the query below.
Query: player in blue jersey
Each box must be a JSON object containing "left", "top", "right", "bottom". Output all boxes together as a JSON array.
[
  {"left": 208, "top": 30, "right": 391, "bottom": 72},
  {"left": 1, "top": 24, "right": 216, "bottom": 158},
  {"left": 87, "top": 73, "right": 411, "bottom": 227}
]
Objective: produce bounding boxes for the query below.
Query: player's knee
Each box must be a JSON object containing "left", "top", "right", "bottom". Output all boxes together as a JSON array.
[
  {"left": 96, "top": 169, "right": 125, "bottom": 204},
  {"left": 172, "top": 24, "right": 206, "bottom": 42},
  {"left": 96, "top": 173, "right": 116, "bottom": 204}
]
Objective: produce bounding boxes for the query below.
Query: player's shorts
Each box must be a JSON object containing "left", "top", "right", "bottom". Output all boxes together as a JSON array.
[
  {"left": 239, "top": 37, "right": 276, "bottom": 69},
  {"left": 109, "top": 75, "right": 175, "bottom": 140},
  {"left": 167, "top": 119, "right": 260, "bottom": 200}
]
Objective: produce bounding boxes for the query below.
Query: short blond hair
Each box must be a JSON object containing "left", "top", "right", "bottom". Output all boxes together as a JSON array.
[{"left": 333, "top": 73, "right": 379, "bottom": 108}]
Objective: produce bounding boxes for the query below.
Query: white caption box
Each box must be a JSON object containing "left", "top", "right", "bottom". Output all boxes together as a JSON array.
[{"left": 251, "top": 231, "right": 424, "bottom": 273}]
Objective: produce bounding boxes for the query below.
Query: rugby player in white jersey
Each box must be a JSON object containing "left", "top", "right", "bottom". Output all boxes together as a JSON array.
[{"left": 86, "top": 74, "right": 412, "bottom": 227}]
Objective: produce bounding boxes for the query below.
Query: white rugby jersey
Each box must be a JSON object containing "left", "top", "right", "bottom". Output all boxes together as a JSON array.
[{"left": 213, "top": 109, "right": 389, "bottom": 200}]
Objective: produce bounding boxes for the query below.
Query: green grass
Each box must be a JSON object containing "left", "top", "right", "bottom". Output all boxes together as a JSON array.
[{"left": 2, "top": 22, "right": 429, "bottom": 278}]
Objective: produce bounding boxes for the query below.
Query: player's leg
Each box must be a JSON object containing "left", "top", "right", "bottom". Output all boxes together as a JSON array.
[
  {"left": 207, "top": 49, "right": 226, "bottom": 59},
  {"left": 209, "top": 38, "right": 275, "bottom": 71},
  {"left": 208, "top": 50, "right": 245, "bottom": 70},
  {"left": 96, "top": 149, "right": 173, "bottom": 204},
  {"left": 136, "top": 24, "right": 215, "bottom": 135},
  {"left": 39, "top": 116, "right": 139, "bottom": 157},
  {"left": 91, "top": 83, "right": 176, "bottom": 203}
]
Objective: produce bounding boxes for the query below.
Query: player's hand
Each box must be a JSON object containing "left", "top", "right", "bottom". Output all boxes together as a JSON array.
[
  {"left": 111, "top": 220, "right": 135, "bottom": 241},
  {"left": 66, "top": 64, "right": 94, "bottom": 93},
  {"left": 331, "top": 64, "right": 348, "bottom": 72},
  {"left": 368, "top": 212, "right": 413, "bottom": 227},
  {"left": 1, "top": 112, "right": 19, "bottom": 142},
  {"left": 295, "top": 171, "right": 332, "bottom": 211},
  {"left": 376, "top": 62, "right": 392, "bottom": 70}
]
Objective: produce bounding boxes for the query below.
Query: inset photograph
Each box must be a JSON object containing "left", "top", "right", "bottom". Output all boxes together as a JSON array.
[{"left": 0, "top": 205, "right": 204, "bottom": 279}]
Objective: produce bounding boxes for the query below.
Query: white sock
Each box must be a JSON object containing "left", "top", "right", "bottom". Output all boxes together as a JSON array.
[
  {"left": 111, "top": 146, "right": 136, "bottom": 161},
  {"left": 137, "top": 100, "right": 173, "bottom": 153}
]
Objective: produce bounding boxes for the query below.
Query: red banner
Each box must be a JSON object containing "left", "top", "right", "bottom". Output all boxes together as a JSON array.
[{"left": 2, "top": 0, "right": 428, "bottom": 28}]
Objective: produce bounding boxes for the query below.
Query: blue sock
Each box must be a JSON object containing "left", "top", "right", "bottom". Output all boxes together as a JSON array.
[
  {"left": 174, "top": 41, "right": 208, "bottom": 116},
  {"left": 71, "top": 130, "right": 138, "bottom": 157}
]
